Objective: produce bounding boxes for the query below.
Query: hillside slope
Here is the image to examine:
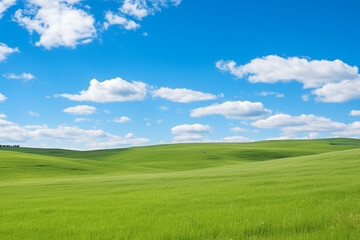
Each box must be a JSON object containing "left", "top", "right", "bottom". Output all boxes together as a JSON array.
[
  {"left": 1, "top": 138, "right": 359, "bottom": 239},
  {"left": 1, "top": 138, "right": 360, "bottom": 180}
]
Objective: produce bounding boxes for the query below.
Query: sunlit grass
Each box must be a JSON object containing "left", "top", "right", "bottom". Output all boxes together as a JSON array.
[{"left": 1, "top": 138, "right": 359, "bottom": 239}]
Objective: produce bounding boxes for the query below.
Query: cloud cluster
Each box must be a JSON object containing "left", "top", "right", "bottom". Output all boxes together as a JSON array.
[
  {"left": 3, "top": 72, "right": 35, "bottom": 81},
  {"left": 152, "top": 87, "right": 216, "bottom": 103},
  {"left": 58, "top": 77, "right": 147, "bottom": 103},
  {"left": 171, "top": 123, "right": 211, "bottom": 142},
  {"left": 1, "top": 0, "right": 182, "bottom": 49},
  {"left": 0, "top": 117, "right": 149, "bottom": 149},
  {"left": 57, "top": 77, "right": 219, "bottom": 105},
  {"left": 191, "top": 101, "right": 271, "bottom": 120},
  {"left": 63, "top": 105, "right": 96, "bottom": 115},
  {"left": 217, "top": 55, "right": 360, "bottom": 102},
  {"left": 252, "top": 113, "right": 360, "bottom": 138},
  {"left": 0, "top": 42, "right": 19, "bottom": 62},
  {"left": 104, "top": 12, "right": 139, "bottom": 30},
  {"left": 0, "top": 0, "right": 16, "bottom": 18},
  {"left": 14, "top": 0, "right": 96, "bottom": 49},
  {"left": 104, "top": 0, "right": 181, "bottom": 30}
]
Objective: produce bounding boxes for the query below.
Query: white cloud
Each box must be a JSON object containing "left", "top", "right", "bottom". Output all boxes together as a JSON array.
[
  {"left": 14, "top": 0, "right": 96, "bottom": 49},
  {"left": 171, "top": 123, "right": 211, "bottom": 143},
  {"left": 57, "top": 77, "right": 147, "bottom": 103},
  {"left": 0, "top": 42, "right": 19, "bottom": 62},
  {"left": 0, "top": 93, "right": 7, "bottom": 102},
  {"left": 252, "top": 114, "right": 360, "bottom": 139},
  {"left": 217, "top": 55, "right": 360, "bottom": 102},
  {"left": 3, "top": 72, "right": 35, "bottom": 81},
  {"left": 252, "top": 114, "right": 345, "bottom": 135},
  {"left": 104, "top": 11, "right": 140, "bottom": 30},
  {"left": 63, "top": 105, "right": 96, "bottom": 115},
  {"left": 0, "top": 119, "right": 149, "bottom": 149},
  {"left": 114, "top": 116, "right": 131, "bottom": 123},
  {"left": 0, "top": 113, "right": 6, "bottom": 118},
  {"left": 120, "top": 0, "right": 149, "bottom": 20},
  {"left": 120, "top": 0, "right": 181, "bottom": 19},
  {"left": 259, "top": 91, "right": 284, "bottom": 98},
  {"left": 313, "top": 78, "right": 360, "bottom": 103},
  {"left": 230, "top": 126, "right": 247, "bottom": 132},
  {"left": 216, "top": 55, "right": 359, "bottom": 88},
  {"left": 28, "top": 111, "right": 39, "bottom": 117},
  {"left": 334, "top": 121, "right": 360, "bottom": 137},
  {"left": 152, "top": 87, "right": 216, "bottom": 103},
  {"left": 191, "top": 101, "right": 271, "bottom": 120},
  {"left": 350, "top": 110, "right": 360, "bottom": 116},
  {"left": 106, "top": 0, "right": 182, "bottom": 31},
  {"left": 0, "top": 0, "right": 16, "bottom": 18},
  {"left": 222, "top": 136, "right": 250, "bottom": 142}
]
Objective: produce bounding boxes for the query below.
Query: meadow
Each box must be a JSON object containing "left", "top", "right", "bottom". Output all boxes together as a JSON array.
[{"left": 1, "top": 138, "right": 360, "bottom": 239}]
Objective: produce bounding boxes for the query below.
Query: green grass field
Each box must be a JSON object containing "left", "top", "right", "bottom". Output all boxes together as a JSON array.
[{"left": 1, "top": 138, "right": 360, "bottom": 239}]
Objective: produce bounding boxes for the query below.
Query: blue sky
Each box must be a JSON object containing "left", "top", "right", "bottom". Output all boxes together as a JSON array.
[{"left": 0, "top": 0, "right": 360, "bottom": 149}]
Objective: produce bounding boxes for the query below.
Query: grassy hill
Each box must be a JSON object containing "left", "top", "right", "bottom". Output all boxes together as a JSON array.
[{"left": 1, "top": 138, "right": 360, "bottom": 239}]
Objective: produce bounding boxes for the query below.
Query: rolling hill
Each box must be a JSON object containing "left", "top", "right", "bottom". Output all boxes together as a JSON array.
[{"left": 1, "top": 138, "right": 359, "bottom": 239}]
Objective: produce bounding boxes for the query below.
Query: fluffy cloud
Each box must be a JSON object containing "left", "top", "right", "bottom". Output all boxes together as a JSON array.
[
  {"left": 222, "top": 136, "right": 250, "bottom": 142},
  {"left": 171, "top": 123, "right": 211, "bottom": 142},
  {"left": 63, "top": 105, "right": 96, "bottom": 115},
  {"left": 152, "top": 87, "right": 216, "bottom": 103},
  {"left": 114, "top": 116, "right": 132, "bottom": 123},
  {"left": 0, "top": 117, "right": 149, "bottom": 149},
  {"left": 0, "top": 93, "right": 7, "bottom": 102},
  {"left": 0, "top": 0, "right": 16, "bottom": 18},
  {"left": 334, "top": 121, "right": 360, "bottom": 137},
  {"left": 350, "top": 110, "right": 360, "bottom": 116},
  {"left": 14, "top": 0, "right": 96, "bottom": 49},
  {"left": 313, "top": 78, "right": 360, "bottom": 103},
  {"left": 104, "top": 11, "right": 139, "bottom": 30},
  {"left": 57, "top": 77, "right": 147, "bottom": 103},
  {"left": 191, "top": 101, "right": 271, "bottom": 120},
  {"left": 120, "top": 0, "right": 149, "bottom": 20},
  {"left": 0, "top": 42, "right": 19, "bottom": 62},
  {"left": 216, "top": 55, "right": 359, "bottom": 89},
  {"left": 3, "top": 72, "right": 35, "bottom": 81},
  {"left": 252, "top": 114, "right": 360, "bottom": 139},
  {"left": 252, "top": 114, "right": 345, "bottom": 135}
]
